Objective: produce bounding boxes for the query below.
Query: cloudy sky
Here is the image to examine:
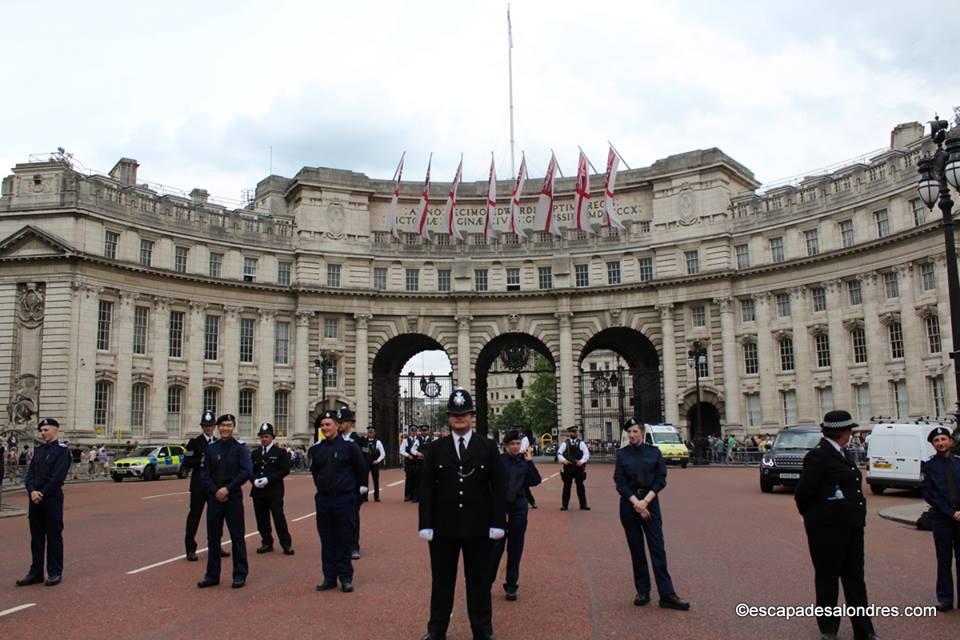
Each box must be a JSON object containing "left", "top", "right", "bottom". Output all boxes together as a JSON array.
[{"left": 2, "top": 0, "right": 956, "bottom": 205}]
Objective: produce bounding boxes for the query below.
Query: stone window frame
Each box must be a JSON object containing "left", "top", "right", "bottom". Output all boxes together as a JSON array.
[
  {"left": 204, "top": 314, "right": 221, "bottom": 361},
  {"left": 208, "top": 251, "right": 224, "bottom": 278},
  {"left": 811, "top": 286, "right": 827, "bottom": 313},
  {"left": 239, "top": 317, "right": 256, "bottom": 363},
  {"left": 104, "top": 228, "right": 120, "bottom": 260},
  {"left": 839, "top": 219, "right": 855, "bottom": 248},
  {"left": 735, "top": 243, "right": 750, "bottom": 269},
  {"left": 132, "top": 305, "right": 149, "bottom": 355},
  {"left": 326, "top": 263, "right": 341, "bottom": 288},
  {"left": 606, "top": 260, "right": 622, "bottom": 285},
  {"left": 174, "top": 246, "right": 189, "bottom": 274},
  {"left": 436, "top": 269, "right": 451, "bottom": 292},
  {"left": 741, "top": 339, "right": 759, "bottom": 376},
  {"left": 97, "top": 299, "right": 114, "bottom": 352},
  {"left": 372, "top": 267, "right": 387, "bottom": 291},
  {"left": 882, "top": 271, "right": 899, "bottom": 299},
  {"left": 168, "top": 309, "right": 185, "bottom": 359},
  {"left": 474, "top": 268, "right": 489, "bottom": 292},
  {"left": 277, "top": 261, "right": 292, "bottom": 286}
]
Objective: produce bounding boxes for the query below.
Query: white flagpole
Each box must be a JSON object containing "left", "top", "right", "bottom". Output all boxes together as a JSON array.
[
  {"left": 579, "top": 146, "right": 600, "bottom": 174},
  {"left": 607, "top": 140, "right": 632, "bottom": 170},
  {"left": 507, "top": 4, "right": 516, "bottom": 177}
]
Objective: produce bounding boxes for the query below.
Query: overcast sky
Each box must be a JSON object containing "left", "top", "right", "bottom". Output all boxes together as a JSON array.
[{"left": 2, "top": 0, "right": 956, "bottom": 204}]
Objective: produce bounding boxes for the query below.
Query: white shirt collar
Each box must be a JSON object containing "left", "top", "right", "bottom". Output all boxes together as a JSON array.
[
  {"left": 263, "top": 442, "right": 274, "bottom": 454},
  {"left": 825, "top": 437, "right": 844, "bottom": 454}
]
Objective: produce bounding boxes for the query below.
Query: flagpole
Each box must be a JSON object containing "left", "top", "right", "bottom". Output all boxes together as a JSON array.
[
  {"left": 579, "top": 146, "right": 600, "bottom": 174},
  {"left": 507, "top": 4, "right": 516, "bottom": 178},
  {"left": 607, "top": 141, "right": 632, "bottom": 170}
]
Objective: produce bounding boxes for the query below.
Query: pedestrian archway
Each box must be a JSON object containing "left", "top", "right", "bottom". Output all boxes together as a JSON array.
[{"left": 686, "top": 401, "right": 721, "bottom": 441}]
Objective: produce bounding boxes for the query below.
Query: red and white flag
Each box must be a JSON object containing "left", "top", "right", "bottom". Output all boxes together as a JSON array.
[
  {"left": 573, "top": 150, "right": 591, "bottom": 233},
  {"left": 534, "top": 152, "right": 560, "bottom": 236},
  {"left": 483, "top": 153, "right": 498, "bottom": 241},
  {"left": 385, "top": 152, "right": 405, "bottom": 240},
  {"left": 443, "top": 155, "right": 464, "bottom": 241},
  {"left": 603, "top": 146, "right": 625, "bottom": 230},
  {"left": 415, "top": 154, "right": 432, "bottom": 241},
  {"left": 508, "top": 153, "right": 527, "bottom": 239}
]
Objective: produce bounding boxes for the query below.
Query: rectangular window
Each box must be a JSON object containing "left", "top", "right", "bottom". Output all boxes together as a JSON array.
[
  {"left": 932, "top": 375, "right": 947, "bottom": 416},
  {"left": 538, "top": 267, "right": 553, "bottom": 290},
  {"left": 740, "top": 299, "right": 755, "bottom": 322},
  {"left": 840, "top": 220, "right": 854, "bottom": 248},
  {"left": 209, "top": 252, "right": 223, "bottom": 278},
  {"left": 406, "top": 268, "right": 420, "bottom": 292},
  {"left": 911, "top": 198, "right": 926, "bottom": 226},
  {"left": 239, "top": 318, "right": 255, "bottom": 363},
  {"left": 274, "top": 391, "right": 289, "bottom": 436},
  {"left": 204, "top": 315, "right": 220, "bottom": 361},
  {"left": 779, "top": 337, "right": 795, "bottom": 371},
  {"left": 278, "top": 261, "right": 292, "bottom": 286},
  {"left": 804, "top": 229, "right": 819, "bottom": 256},
  {"left": 888, "top": 322, "right": 904, "bottom": 359},
  {"left": 373, "top": 267, "right": 387, "bottom": 291},
  {"left": 274, "top": 321, "right": 289, "bottom": 364},
  {"left": 638, "top": 258, "right": 654, "bottom": 282},
  {"left": 175, "top": 246, "right": 189, "bottom": 273},
  {"left": 769, "top": 237, "right": 785, "bottom": 263},
  {"left": 104, "top": 230, "right": 119, "bottom": 259},
  {"left": 606, "top": 261, "right": 622, "bottom": 285},
  {"left": 745, "top": 393, "right": 761, "bottom": 427},
  {"left": 573, "top": 264, "right": 589, "bottom": 288},
  {"left": 874, "top": 209, "right": 890, "bottom": 237},
  {"left": 167, "top": 386, "right": 183, "bottom": 434},
  {"left": 781, "top": 390, "right": 798, "bottom": 425},
  {"left": 437, "top": 269, "right": 450, "bottom": 292},
  {"left": 920, "top": 262, "right": 936, "bottom": 291},
  {"left": 815, "top": 333, "right": 831, "bottom": 368},
  {"left": 847, "top": 279, "right": 862, "bottom": 306},
  {"left": 685, "top": 250, "right": 700, "bottom": 274},
  {"left": 97, "top": 300, "right": 113, "bottom": 351},
  {"left": 168, "top": 310, "right": 184, "bottom": 358},
  {"left": 883, "top": 271, "right": 899, "bottom": 299},
  {"left": 926, "top": 315, "right": 942, "bottom": 354},
  {"left": 743, "top": 342, "right": 759, "bottom": 375},
  {"left": 327, "top": 264, "right": 341, "bottom": 288},
  {"left": 811, "top": 286, "right": 827, "bottom": 312},
  {"left": 892, "top": 380, "right": 908, "bottom": 419},
  {"left": 238, "top": 389, "right": 254, "bottom": 436},
  {"left": 324, "top": 361, "right": 338, "bottom": 388},
  {"left": 203, "top": 388, "right": 219, "bottom": 417},
  {"left": 474, "top": 269, "right": 488, "bottom": 292},
  {"left": 854, "top": 383, "right": 871, "bottom": 423},
  {"left": 324, "top": 317, "right": 338, "bottom": 339},
  {"left": 851, "top": 327, "right": 868, "bottom": 363},
  {"left": 132, "top": 306, "right": 149, "bottom": 355},
  {"left": 818, "top": 387, "right": 834, "bottom": 419},
  {"left": 639, "top": 221, "right": 651, "bottom": 233},
  {"left": 776, "top": 293, "right": 791, "bottom": 318},
  {"left": 507, "top": 268, "right": 521, "bottom": 291},
  {"left": 131, "top": 384, "right": 147, "bottom": 429},
  {"left": 94, "top": 381, "right": 111, "bottom": 428},
  {"left": 735, "top": 244, "right": 750, "bottom": 269},
  {"left": 139, "top": 239, "right": 154, "bottom": 267},
  {"left": 691, "top": 305, "right": 706, "bottom": 328}
]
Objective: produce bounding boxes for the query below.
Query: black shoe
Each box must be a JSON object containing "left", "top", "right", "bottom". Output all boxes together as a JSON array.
[
  {"left": 256, "top": 545, "right": 274, "bottom": 554},
  {"left": 185, "top": 551, "right": 198, "bottom": 562},
  {"left": 219, "top": 548, "right": 230, "bottom": 558},
  {"left": 282, "top": 547, "right": 296, "bottom": 556},
  {"left": 935, "top": 601, "right": 953, "bottom": 612},
  {"left": 351, "top": 549, "right": 361, "bottom": 560},
  {"left": 316, "top": 580, "right": 337, "bottom": 591},
  {"left": 15, "top": 574, "right": 44, "bottom": 586},
  {"left": 505, "top": 586, "right": 518, "bottom": 601},
  {"left": 580, "top": 506, "right": 591, "bottom": 511},
  {"left": 197, "top": 577, "right": 219, "bottom": 588},
  {"left": 374, "top": 497, "right": 381, "bottom": 502},
  {"left": 530, "top": 503, "right": 538, "bottom": 509},
  {"left": 44, "top": 575, "right": 61, "bottom": 586},
  {"left": 659, "top": 593, "right": 690, "bottom": 611},
  {"left": 232, "top": 578, "right": 246, "bottom": 588},
  {"left": 340, "top": 580, "right": 354, "bottom": 592},
  {"left": 819, "top": 635, "right": 838, "bottom": 640},
  {"left": 860, "top": 634, "right": 879, "bottom": 640},
  {"left": 419, "top": 634, "right": 446, "bottom": 640},
  {"left": 404, "top": 498, "right": 412, "bottom": 502},
  {"left": 560, "top": 506, "right": 569, "bottom": 511},
  {"left": 634, "top": 593, "right": 650, "bottom": 606}
]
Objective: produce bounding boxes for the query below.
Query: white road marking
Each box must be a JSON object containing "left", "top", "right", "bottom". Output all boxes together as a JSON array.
[
  {"left": 142, "top": 491, "right": 190, "bottom": 500},
  {"left": 543, "top": 472, "right": 560, "bottom": 482},
  {"left": 291, "top": 511, "right": 317, "bottom": 523},
  {"left": 0, "top": 603, "right": 36, "bottom": 618},
  {"left": 387, "top": 479, "right": 405, "bottom": 487}
]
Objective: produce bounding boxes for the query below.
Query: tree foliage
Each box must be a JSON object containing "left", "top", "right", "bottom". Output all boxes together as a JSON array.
[{"left": 522, "top": 355, "right": 557, "bottom": 436}]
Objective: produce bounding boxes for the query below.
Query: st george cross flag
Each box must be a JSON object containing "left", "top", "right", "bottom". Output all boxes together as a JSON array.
[
  {"left": 444, "top": 155, "right": 464, "bottom": 241},
  {"left": 534, "top": 152, "right": 560, "bottom": 236},
  {"left": 603, "top": 146, "right": 625, "bottom": 230},
  {"left": 385, "top": 152, "right": 405, "bottom": 240},
  {"left": 483, "top": 153, "right": 498, "bottom": 241},
  {"left": 416, "top": 154, "right": 433, "bottom": 240},
  {"left": 508, "top": 153, "right": 527, "bottom": 239},
  {"left": 573, "top": 150, "right": 591, "bottom": 233}
]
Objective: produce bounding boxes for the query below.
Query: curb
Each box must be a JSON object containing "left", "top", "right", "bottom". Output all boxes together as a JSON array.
[{"left": 878, "top": 501, "right": 928, "bottom": 527}]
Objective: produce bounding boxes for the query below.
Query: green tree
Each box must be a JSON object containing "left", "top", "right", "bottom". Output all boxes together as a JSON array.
[
  {"left": 522, "top": 355, "right": 557, "bottom": 436},
  {"left": 493, "top": 399, "right": 527, "bottom": 434},
  {"left": 431, "top": 405, "right": 448, "bottom": 430}
]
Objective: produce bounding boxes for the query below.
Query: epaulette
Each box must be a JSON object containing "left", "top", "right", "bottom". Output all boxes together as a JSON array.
[
  {"left": 923, "top": 454, "right": 936, "bottom": 462},
  {"left": 58, "top": 442, "right": 68, "bottom": 448}
]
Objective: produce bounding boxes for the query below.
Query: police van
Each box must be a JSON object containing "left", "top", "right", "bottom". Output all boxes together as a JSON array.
[
  {"left": 620, "top": 424, "right": 689, "bottom": 468},
  {"left": 866, "top": 420, "right": 939, "bottom": 494},
  {"left": 111, "top": 444, "right": 187, "bottom": 482}
]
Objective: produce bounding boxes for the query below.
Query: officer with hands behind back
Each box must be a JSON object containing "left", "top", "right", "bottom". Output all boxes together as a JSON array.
[
  {"left": 183, "top": 410, "right": 229, "bottom": 562},
  {"left": 250, "top": 422, "right": 293, "bottom": 556},
  {"left": 921, "top": 425, "right": 960, "bottom": 612}
]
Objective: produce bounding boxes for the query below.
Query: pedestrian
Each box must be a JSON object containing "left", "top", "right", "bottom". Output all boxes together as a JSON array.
[
  {"left": 70, "top": 444, "right": 82, "bottom": 480},
  {"left": 418, "top": 388, "right": 506, "bottom": 640},
  {"left": 363, "top": 426, "right": 386, "bottom": 502},
  {"left": 86, "top": 446, "right": 97, "bottom": 478},
  {"left": 197, "top": 414, "right": 252, "bottom": 589},
  {"left": 795, "top": 410, "right": 877, "bottom": 640},
  {"left": 557, "top": 426, "right": 590, "bottom": 510},
  {"left": 16, "top": 418, "right": 71, "bottom": 587},
  {"left": 337, "top": 406, "right": 367, "bottom": 560},
  {"left": 614, "top": 417, "right": 690, "bottom": 611},
  {"left": 920, "top": 425, "right": 960, "bottom": 612},
  {"left": 401, "top": 425, "right": 420, "bottom": 502},
  {"left": 311, "top": 409, "right": 367, "bottom": 593},
  {"left": 182, "top": 411, "right": 229, "bottom": 562},
  {"left": 489, "top": 429, "right": 541, "bottom": 602},
  {"left": 97, "top": 445, "right": 109, "bottom": 477},
  {"left": 518, "top": 429, "right": 539, "bottom": 509},
  {"left": 251, "top": 422, "right": 294, "bottom": 556}
]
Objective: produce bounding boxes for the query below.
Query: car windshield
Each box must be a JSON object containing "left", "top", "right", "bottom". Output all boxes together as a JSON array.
[
  {"left": 129, "top": 447, "right": 158, "bottom": 458},
  {"left": 653, "top": 432, "right": 682, "bottom": 444},
  {"left": 773, "top": 431, "right": 821, "bottom": 450}
]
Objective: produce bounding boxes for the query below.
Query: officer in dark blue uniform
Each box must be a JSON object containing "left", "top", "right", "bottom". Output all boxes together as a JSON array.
[
  {"left": 17, "top": 418, "right": 71, "bottom": 587},
  {"left": 337, "top": 406, "right": 367, "bottom": 560},
  {"left": 183, "top": 410, "right": 229, "bottom": 562},
  {"left": 489, "top": 429, "right": 541, "bottom": 601},
  {"left": 250, "top": 422, "right": 293, "bottom": 555},
  {"left": 613, "top": 417, "right": 690, "bottom": 611},
  {"left": 197, "top": 414, "right": 253, "bottom": 589},
  {"left": 921, "top": 425, "right": 960, "bottom": 612},
  {"left": 312, "top": 409, "right": 367, "bottom": 593}
]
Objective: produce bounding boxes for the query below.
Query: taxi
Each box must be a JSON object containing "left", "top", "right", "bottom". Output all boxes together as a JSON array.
[{"left": 111, "top": 444, "right": 187, "bottom": 482}]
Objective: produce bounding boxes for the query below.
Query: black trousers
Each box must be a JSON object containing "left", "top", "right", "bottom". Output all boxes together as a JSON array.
[
  {"left": 428, "top": 536, "right": 493, "bottom": 639},
  {"left": 316, "top": 492, "right": 356, "bottom": 582},
  {"left": 368, "top": 463, "right": 380, "bottom": 499},
  {"left": 490, "top": 502, "right": 529, "bottom": 589},
  {"left": 252, "top": 491, "right": 291, "bottom": 550},
  {"left": 204, "top": 495, "right": 248, "bottom": 581},
  {"left": 619, "top": 499, "right": 675, "bottom": 596},
  {"left": 354, "top": 491, "right": 362, "bottom": 551},
  {"left": 405, "top": 461, "right": 421, "bottom": 501},
  {"left": 561, "top": 465, "right": 587, "bottom": 508},
  {"left": 932, "top": 514, "right": 960, "bottom": 605},
  {"left": 28, "top": 492, "right": 64, "bottom": 577},
  {"left": 184, "top": 490, "right": 206, "bottom": 552},
  {"left": 805, "top": 524, "right": 875, "bottom": 639}
]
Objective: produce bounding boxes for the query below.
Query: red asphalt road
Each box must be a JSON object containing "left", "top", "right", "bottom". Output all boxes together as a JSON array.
[{"left": 0, "top": 464, "right": 955, "bottom": 639}]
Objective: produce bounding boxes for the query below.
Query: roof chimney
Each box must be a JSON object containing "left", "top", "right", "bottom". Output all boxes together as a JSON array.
[
  {"left": 108, "top": 158, "right": 139, "bottom": 186},
  {"left": 190, "top": 188, "right": 209, "bottom": 205}
]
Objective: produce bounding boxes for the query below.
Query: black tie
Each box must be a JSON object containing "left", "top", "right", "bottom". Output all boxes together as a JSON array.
[
  {"left": 945, "top": 457, "right": 960, "bottom": 510},
  {"left": 458, "top": 437, "right": 467, "bottom": 461}
]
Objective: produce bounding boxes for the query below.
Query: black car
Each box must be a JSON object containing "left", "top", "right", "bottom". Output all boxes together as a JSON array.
[{"left": 759, "top": 426, "right": 821, "bottom": 493}]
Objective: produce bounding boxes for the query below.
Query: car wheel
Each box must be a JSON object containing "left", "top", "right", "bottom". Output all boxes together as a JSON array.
[
  {"left": 760, "top": 477, "right": 774, "bottom": 493},
  {"left": 869, "top": 483, "right": 886, "bottom": 495},
  {"left": 143, "top": 465, "right": 157, "bottom": 481},
  {"left": 112, "top": 475, "right": 123, "bottom": 483},
  {"left": 177, "top": 467, "right": 188, "bottom": 479}
]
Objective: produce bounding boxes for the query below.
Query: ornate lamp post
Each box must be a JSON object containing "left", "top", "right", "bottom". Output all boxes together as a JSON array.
[
  {"left": 687, "top": 341, "right": 708, "bottom": 441},
  {"left": 313, "top": 350, "right": 336, "bottom": 439}
]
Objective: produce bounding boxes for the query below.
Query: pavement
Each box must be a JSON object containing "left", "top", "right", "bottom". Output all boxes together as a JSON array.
[{"left": 878, "top": 501, "right": 928, "bottom": 526}]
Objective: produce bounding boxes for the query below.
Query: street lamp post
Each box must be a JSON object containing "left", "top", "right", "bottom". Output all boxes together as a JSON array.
[
  {"left": 687, "top": 341, "right": 708, "bottom": 444},
  {"left": 313, "top": 350, "right": 335, "bottom": 440}
]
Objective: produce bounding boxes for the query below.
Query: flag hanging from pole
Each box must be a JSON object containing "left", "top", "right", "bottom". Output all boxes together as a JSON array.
[
  {"left": 534, "top": 152, "right": 560, "bottom": 236},
  {"left": 385, "top": 152, "right": 405, "bottom": 240},
  {"left": 416, "top": 154, "right": 432, "bottom": 241},
  {"left": 443, "top": 155, "right": 464, "bottom": 241},
  {"left": 483, "top": 153, "right": 498, "bottom": 241},
  {"left": 603, "top": 146, "right": 625, "bottom": 230},
  {"left": 508, "top": 153, "right": 528, "bottom": 239},
  {"left": 573, "top": 150, "right": 591, "bottom": 233}
]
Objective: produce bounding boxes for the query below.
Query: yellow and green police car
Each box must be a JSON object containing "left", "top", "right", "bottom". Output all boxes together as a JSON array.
[{"left": 111, "top": 445, "right": 187, "bottom": 482}]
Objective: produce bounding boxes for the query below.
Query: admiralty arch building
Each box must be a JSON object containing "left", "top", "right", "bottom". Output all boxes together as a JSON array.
[{"left": 0, "top": 121, "right": 956, "bottom": 453}]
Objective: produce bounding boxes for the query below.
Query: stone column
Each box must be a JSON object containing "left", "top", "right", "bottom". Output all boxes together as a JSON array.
[
  {"left": 187, "top": 302, "right": 206, "bottom": 421},
  {"left": 222, "top": 305, "right": 241, "bottom": 414},
  {"left": 715, "top": 296, "right": 741, "bottom": 428},
  {"left": 897, "top": 265, "right": 925, "bottom": 416},
  {"left": 353, "top": 313, "right": 372, "bottom": 429},
  {"left": 790, "top": 286, "right": 815, "bottom": 423},
  {"left": 293, "top": 310, "right": 312, "bottom": 438},
  {"left": 861, "top": 272, "right": 889, "bottom": 416},
  {"left": 150, "top": 297, "right": 170, "bottom": 437},
  {"left": 656, "top": 303, "right": 679, "bottom": 425},
  {"left": 114, "top": 291, "right": 135, "bottom": 438},
  {"left": 67, "top": 282, "right": 95, "bottom": 435},
  {"left": 556, "top": 311, "right": 576, "bottom": 429},
  {"left": 455, "top": 315, "right": 473, "bottom": 389},
  {"left": 257, "top": 309, "right": 275, "bottom": 426},
  {"left": 932, "top": 255, "right": 957, "bottom": 410},
  {"left": 753, "top": 293, "right": 778, "bottom": 427},
  {"left": 825, "top": 280, "right": 851, "bottom": 410}
]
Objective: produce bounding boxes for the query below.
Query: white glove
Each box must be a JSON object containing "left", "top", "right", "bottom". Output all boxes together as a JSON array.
[
  {"left": 254, "top": 477, "right": 268, "bottom": 488},
  {"left": 489, "top": 528, "right": 506, "bottom": 540},
  {"left": 359, "top": 486, "right": 368, "bottom": 495},
  {"left": 418, "top": 528, "right": 434, "bottom": 542}
]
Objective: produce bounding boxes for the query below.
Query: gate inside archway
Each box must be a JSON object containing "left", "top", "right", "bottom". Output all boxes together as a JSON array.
[{"left": 686, "top": 401, "right": 721, "bottom": 441}]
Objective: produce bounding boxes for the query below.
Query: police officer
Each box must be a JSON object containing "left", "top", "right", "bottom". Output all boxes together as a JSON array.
[
  {"left": 251, "top": 422, "right": 293, "bottom": 556},
  {"left": 613, "top": 417, "right": 690, "bottom": 610},
  {"left": 312, "top": 409, "right": 367, "bottom": 593},
  {"left": 197, "top": 414, "right": 253, "bottom": 589},
  {"left": 921, "top": 425, "right": 960, "bottom": 612},
  {"left": 418, "top": 388, "right": 506, "bottom": 640},
  {"left": 795, "top": 410, "right": 877, "bottom": 640},
  {"left": 489, "top": 429, "right": 541, "bottom": 602},
  {"left": 183, "top": 410, "right": 229, "bottom": 562},
  {"left": 401, "top": 425, "right": 420, "bottom": 502},
  {"left": 16, "top": 418, "right": 71, "bottom": 587},
  {"left": 557, "top": 426, "right": 590, "bottom": 510},
  {"left": 363, "top": 426, "right": 386, "bottom": 502},
  {"left": 337, "top": 406, "right": 367, "bottom": 559}
]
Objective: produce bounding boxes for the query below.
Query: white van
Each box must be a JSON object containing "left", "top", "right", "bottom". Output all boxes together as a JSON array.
[{"left": 866, "top": 421, "right": 938, "bottom": 494}]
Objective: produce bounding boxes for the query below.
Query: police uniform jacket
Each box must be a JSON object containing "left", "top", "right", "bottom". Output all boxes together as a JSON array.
[
  {"left": 614, "top": 443, "right": 667, "bottom": 503},
  {"left": 794, "top": 438, "right": 866, "bottom": 529},
  {"left": 309, "top": 435, "right": 366, "bottom": 494},
  {"left": 200, "top": 438, "right": 253, "bottom": 497},
  {"left": 921, "top": 453, "right": 960, "bottom": 520},
  {"left": 183, "top": 433, "right": 213, "bottom": 493},
  {"left": 25, "top": 440, "right": 71, "bottom": 497},
  {"left": 250, "top": 443, "right": 290, "bottom": 498},
  {"left": 419, "top": 433, "right": 507, "bottom": 538},
  {"left": 500, "top": 453, "right": 542, "bottom": 506}
]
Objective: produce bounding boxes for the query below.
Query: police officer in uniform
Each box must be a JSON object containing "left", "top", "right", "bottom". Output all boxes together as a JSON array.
[
  {"left": 921, "top": 425, "right": 960, "bottom": 612},
  {"left": 489, "top": 429, "right": 541, "bottom": 602},
  {"left": 795, "top": 410, "right": 877, "bottom": 640},
  {"left": 250, "top": 422, "right": 294, "bottom": 555},
  {"left": 312, "top": 410, "right": 367, "bottom": 592},
  {"left": 418, "top": 388, "right": 506, "bottom": 640},
  {"left": 183, "top": 410, "right": 229, "bottom": 562},
  {"left": 363, "top": 426, "right": 386, "bottom": 502},
  {"left": 401, "top": 426, "right": 420, "bottom": 502},
  {"left": 557, "top": 426, "right": 590, "bottom": 510},
  {"left": 337, "top": 406, "right": 367, "bottom": 559},
  {"left": 613, "top": 417, "right": 690, "bottom": 610},
  {"left": 17, "top": 418, "right": 71, "bottom": 587},
  {"left": 197, "top": 414, "right": 253, "bottom": 589}
]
